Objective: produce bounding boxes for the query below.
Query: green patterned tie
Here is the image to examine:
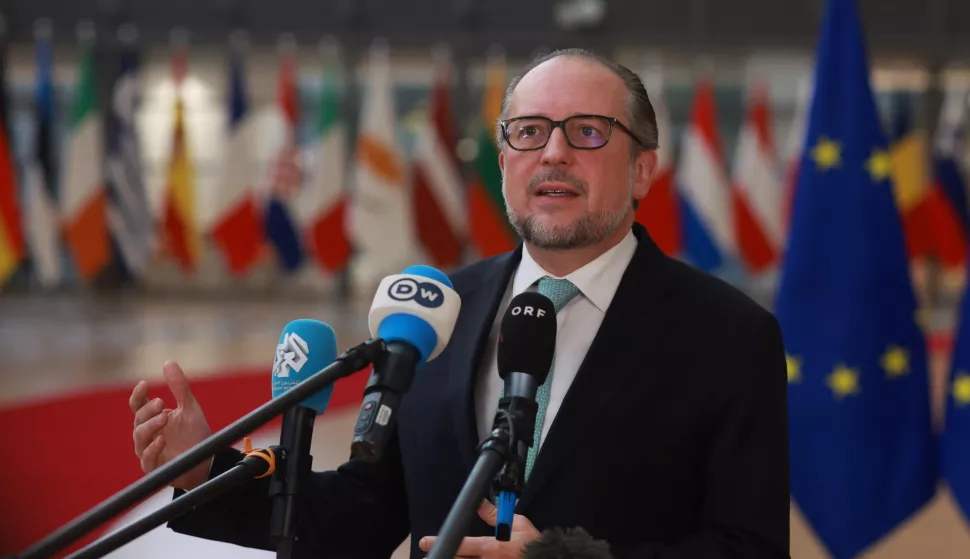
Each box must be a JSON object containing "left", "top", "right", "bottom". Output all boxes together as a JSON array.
[{"left": 520, "top": 277, "right": 581, "bottom": 481}]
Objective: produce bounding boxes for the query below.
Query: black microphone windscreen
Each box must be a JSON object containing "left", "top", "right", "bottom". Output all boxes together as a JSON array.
[
  {"left": 522, "top": 527, "right": 615, "bottom": 559},
  {"left": 498, "top": 291, "right": 557, "bottom": 384}
]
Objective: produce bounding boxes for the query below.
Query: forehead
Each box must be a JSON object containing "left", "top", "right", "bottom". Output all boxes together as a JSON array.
[{"left": 508, "top": 56, "right": 627, "bottom": 119}]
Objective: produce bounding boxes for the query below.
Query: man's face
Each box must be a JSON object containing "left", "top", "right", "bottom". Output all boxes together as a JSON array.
[{"left": 499, "top": 56, "right": 654, "bottom": 250}]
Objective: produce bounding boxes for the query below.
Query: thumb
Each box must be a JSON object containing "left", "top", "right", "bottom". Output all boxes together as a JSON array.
[
  {"left": 163, "top": 361, "right": 197, "bottom": 409},
  {"left": 478, "top": 499, "right": 498, "bottom": 526}
]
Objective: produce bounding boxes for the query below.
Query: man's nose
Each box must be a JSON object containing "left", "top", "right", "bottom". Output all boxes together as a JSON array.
[{"left": 539, "top": 127, "right": 573, "bottom": 166}]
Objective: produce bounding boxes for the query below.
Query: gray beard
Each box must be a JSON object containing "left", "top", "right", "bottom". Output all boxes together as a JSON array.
[
  {"left": 506, "top": 205, "right": 627, "bottom": 250},
  {"left": 502, "top": 167, "right": 633, "bottom": 250},
  {"left": 502, "top": 158, "right": 636, "bottom": 250}
]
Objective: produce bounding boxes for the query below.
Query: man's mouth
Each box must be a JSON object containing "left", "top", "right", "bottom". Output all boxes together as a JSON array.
[{"left": 535, "top": 184, "right": 580, "bottom": 197}]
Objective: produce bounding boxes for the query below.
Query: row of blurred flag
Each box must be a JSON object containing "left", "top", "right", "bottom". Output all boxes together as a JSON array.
[
  {"left": 776, "top": 1, "right": 970, "bottom": 558},
  {"left": 649, "top": 66, "right": 970, "bottom": 281},
  {"left": 0, "top": 28, "right": 153, "bottom": 288},
  {"left": 0, "top": 29, "right": 520, "bottom": 291},
  {"left": 1, "top": 21, "right": 969, "bottom": 295}
]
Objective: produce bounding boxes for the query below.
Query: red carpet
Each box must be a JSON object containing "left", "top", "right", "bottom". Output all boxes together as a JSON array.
[{"left": 0, "top": 365, "right": 369, "bottom": 557}]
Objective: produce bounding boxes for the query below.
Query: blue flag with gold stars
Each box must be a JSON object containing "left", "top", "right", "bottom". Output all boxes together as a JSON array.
[
  {"left": 943, "top": 278, "right": 970, "bottom": 525},
  {"left": 773, "top": 0, "right": 938, "bottom": 557}
]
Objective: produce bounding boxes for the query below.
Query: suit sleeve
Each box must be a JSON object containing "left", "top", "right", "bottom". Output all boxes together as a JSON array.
[
  {"left": 608, "top": 313, "right": 790, "bottom": 559},
  {"left": 166, "top": 424, "right": 410, "bottom": 559}
]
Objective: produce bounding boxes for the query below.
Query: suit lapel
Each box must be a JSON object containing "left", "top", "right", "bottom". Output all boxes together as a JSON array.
[
  {"left": 449, "top": 247, "right": 522, "bottom": 471},
  {"left": 518, "top": 224, "right": 679, "bottom": 510}
]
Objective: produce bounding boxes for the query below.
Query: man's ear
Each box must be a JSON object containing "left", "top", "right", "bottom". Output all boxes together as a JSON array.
[{"left": 632, "top": 149, "right": 659, "bottom": 202}]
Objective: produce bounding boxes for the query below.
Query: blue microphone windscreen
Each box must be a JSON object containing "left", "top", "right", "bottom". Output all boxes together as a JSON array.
[
  {"left": 377, "top": 265, "right": 451, "bottom": 362},
  {"left": 271, "top": 319, "right": 338, "bottom": 415}
]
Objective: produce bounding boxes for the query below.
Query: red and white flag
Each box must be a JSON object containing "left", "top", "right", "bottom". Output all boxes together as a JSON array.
[
  {"left": 209, "top": 38, "right": 263, "bottom": 277},
  {"left": 411, "top": 46, "right": 467, "bottom": 270},
  {"left": 731, "top": 82, "right": 783, "bottom": 273}
]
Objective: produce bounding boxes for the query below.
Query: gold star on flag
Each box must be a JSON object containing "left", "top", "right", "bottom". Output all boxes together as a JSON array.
[
  {"left": 827, "top": 364, "right": 861, "bottom": 398},
  {"left": 954, "top": 372, "right": 970, "bottom": 407},
  {"left": 811, "top": 137, "right": 841, "bottom": 171},
  {"left": 787, "top": 355, "right": 802, "bottom": 383},
  {"left": 866, "top": 149, "right": 892, "bottom": 181},
  {"left": 880, "top": 345, "right": 909, "bottom": 378}
]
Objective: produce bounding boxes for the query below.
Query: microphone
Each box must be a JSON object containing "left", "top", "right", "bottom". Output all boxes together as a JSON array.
[
  {"left": 268, "top": 319, "right": 338, "bottom": 557},
  {"left": 492, "top": 291, "right": 558, "bottom": 540},
  {"left": 426, "top": 291, "right": 555, "bottom": 559},
  {"left": 521, "top": 527, "right": 615, "bottom": 559},
  {"left": 351, "top": 264, "right": 461, "bottom": 462}
]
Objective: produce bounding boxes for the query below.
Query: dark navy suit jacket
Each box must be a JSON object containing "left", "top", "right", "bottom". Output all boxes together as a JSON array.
[{"left": 168, "top": 222, "right": 791, "bottom": 559}]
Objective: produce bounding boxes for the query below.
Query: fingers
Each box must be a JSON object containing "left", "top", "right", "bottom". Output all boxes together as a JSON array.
[
  {"left": 455, "top": 537, "right": 493, "bottom": 557},
  {"left": 140, "top": 433, "right": 166, "bottom": 473},
  {"left": 476, "top": 498, "right": 532, "bottom": 532},
  {"left": 134, "top": 409, "right": 170, "bottom": 457},
  {"left": 133, "top": 398, "right": 165, "bottom": 427},
  {"left": 129, "top": 380, "right": 149, "bottom": 415},
  {"left": 163, "top": 361, "right": 196, "bottom": 410},
  {"left": 478, "top": 499, "right": 498, "bottom": 526},
  {"left": 418, "top": 536, "right": 492, "bottom": 557}
]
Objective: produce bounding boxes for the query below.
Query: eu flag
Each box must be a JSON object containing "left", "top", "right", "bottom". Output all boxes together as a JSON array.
[
  {"left": 943, "top": 279, "right": 970, "bottom": 525},
  {"left": 773, "top": 0, "right": 938, "bottom": 557}
]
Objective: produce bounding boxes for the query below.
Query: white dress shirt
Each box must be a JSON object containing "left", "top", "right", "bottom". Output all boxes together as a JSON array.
[{"left": 474, "top": 230, "right": 639, "bottom": 448}]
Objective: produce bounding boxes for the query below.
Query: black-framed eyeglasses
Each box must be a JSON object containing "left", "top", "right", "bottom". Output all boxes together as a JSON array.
[{"left": 500, "top": 114, "right": 645, "bottom": 151}]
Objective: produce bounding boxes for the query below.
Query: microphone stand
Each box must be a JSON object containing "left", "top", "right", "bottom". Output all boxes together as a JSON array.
[
  {"left": 63, "top": 443, "right": 281, "bottom": 559},
  {"left": 269, "top": 404, "right": 316, "bottom": 559},
  {"left": 427, "top": 395, "right": 537, "bottom": 559},
  {"left": 14, "top": 338, "right": 387, "bottom": 559}
]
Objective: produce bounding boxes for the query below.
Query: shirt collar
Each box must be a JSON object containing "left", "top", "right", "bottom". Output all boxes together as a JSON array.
[{"left": 511, "top": 229, "right": 638, "bottom": 313}]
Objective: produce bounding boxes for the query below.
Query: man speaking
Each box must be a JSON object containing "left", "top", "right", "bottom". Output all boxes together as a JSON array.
[{"left": 129, "top": 49, "right": 789, "bottom": 559}]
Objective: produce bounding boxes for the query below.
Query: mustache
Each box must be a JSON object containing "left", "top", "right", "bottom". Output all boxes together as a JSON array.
[{"left": 527, "top": 169, "right": 587, "bottom": 195}]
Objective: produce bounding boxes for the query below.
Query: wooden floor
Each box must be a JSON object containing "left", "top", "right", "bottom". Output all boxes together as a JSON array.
[{"left": 1, "top": 292, "right": 968, "bottom": 558}]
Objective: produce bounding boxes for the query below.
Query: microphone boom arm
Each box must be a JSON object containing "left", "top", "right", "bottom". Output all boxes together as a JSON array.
[
  {"left": 17, "top": 338, "right": 387, "bottom": 559},
  {"left": 63, "top": 444, "right": 282, "bottom": 559}
]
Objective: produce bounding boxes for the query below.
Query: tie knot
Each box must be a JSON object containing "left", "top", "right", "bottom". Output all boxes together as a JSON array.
[{"left": 537, "top": 277, "right": 581, "bottom": 313}]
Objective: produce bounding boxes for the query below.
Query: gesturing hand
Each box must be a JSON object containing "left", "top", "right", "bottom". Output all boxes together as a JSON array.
[
  {"left": 130, "top": 361, "right": 213, "bottom": 490},
  {"left": 419, "top": 499, "right": 540, "bottom": 558}
]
